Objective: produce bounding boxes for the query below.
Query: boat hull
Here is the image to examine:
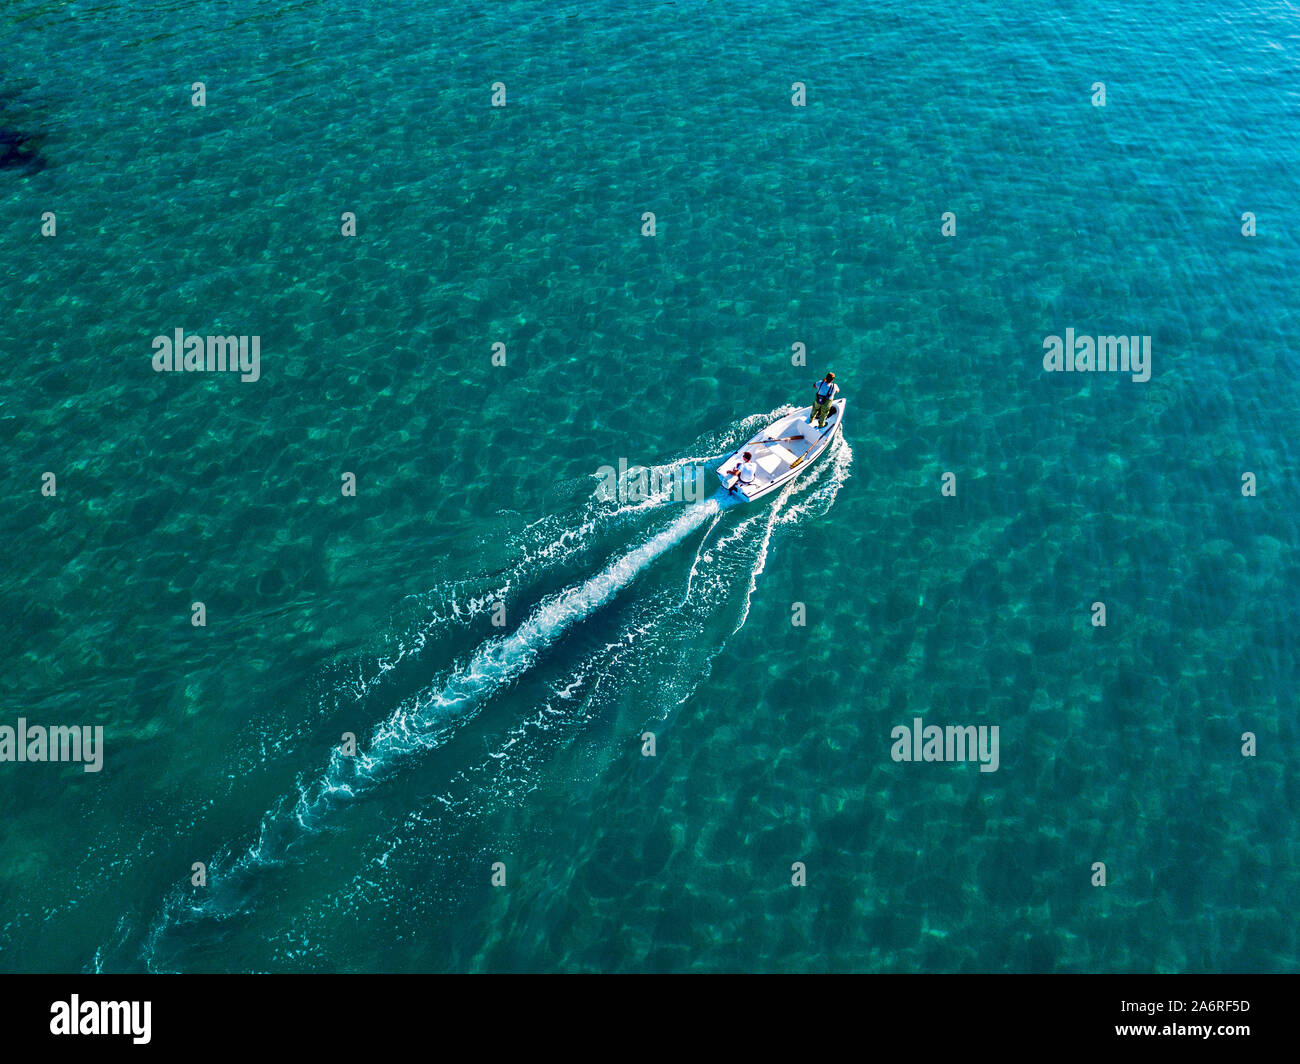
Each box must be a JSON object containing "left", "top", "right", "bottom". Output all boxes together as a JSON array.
[{"left": 716, "top": 399, "right": 846, "bottom": 502}]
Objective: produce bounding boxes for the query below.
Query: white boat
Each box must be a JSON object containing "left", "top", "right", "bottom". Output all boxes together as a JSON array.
[{"left": 715, "top": 398, "right": 847, "bottom": 501}]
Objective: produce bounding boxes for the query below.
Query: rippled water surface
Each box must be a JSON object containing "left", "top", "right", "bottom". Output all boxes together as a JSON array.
[{"left": 1, "top": 0, "right": 1297, "bottom": 972}]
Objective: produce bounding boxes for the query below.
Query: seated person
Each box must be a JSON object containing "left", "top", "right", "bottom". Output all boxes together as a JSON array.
[{"left": 726, "top": 451, "right": 758, "bottom": 492}]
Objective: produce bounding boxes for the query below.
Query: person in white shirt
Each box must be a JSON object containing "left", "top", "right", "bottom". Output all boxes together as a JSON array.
[
  {"left": 811, "top": 371, "right": 838, "bottom": 429},
  {"left": 727, "top": 451, "right": 758, "bottom": 493}
]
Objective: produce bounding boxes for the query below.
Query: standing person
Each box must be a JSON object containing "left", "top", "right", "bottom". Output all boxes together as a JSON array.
[{"left": 811, "top": 371, "right": 838, "bottom": 429}]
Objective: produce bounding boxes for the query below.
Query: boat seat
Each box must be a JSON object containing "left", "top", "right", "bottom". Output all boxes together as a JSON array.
[
  {"left": 767, "top": 443, "right": 799, "bottom": 466},
  {"left": 756, "top": 452, "right": 783, "bottom": 475}
]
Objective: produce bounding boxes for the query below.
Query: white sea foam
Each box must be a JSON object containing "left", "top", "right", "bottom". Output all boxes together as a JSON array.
[{"left": 141, "top": 492, "right": 734, "bottom": 965}]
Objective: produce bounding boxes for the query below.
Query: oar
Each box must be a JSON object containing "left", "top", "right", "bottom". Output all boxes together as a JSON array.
[
  {"left": 758, "top": 434, "right": 806, "bottom": 444},
  {"left": 789, "top": 424, "right": 833, "bottom": 469}
]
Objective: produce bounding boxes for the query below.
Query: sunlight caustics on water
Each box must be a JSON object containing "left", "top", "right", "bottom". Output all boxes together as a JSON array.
[{"left": 4, "top": 0, "right": 1296, "bottom": 974}]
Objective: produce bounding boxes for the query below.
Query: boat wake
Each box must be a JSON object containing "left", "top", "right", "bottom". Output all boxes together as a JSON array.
[{"left": 125, "top": 416, "right": 851, "bottom": 971}]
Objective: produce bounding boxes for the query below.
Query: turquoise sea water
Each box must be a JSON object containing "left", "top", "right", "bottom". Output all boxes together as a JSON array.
[{"left": 1, "top": 0, "right": 1297, "bottom": 972}]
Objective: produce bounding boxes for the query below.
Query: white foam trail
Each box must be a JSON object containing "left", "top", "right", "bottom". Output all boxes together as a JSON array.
[
  {"left": 144, "top": 492, "right": 730, "bottom": 956},
  {"left": 336, "top": 492, "right": 727, "bottom": 796},
  {"left": 294, "top": 477, "right": 686, "bottom": 742}
]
